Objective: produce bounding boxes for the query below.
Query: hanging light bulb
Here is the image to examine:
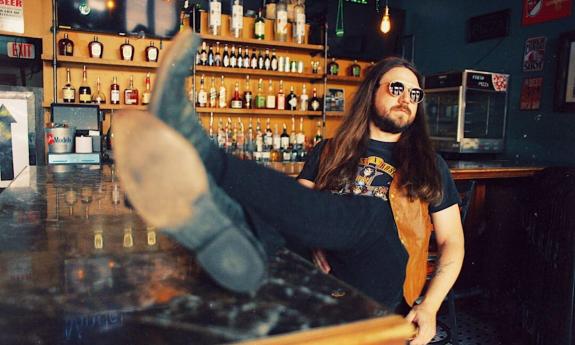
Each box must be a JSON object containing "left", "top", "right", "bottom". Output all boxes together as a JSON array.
[{"left": 380, "top": 2, "right": 391, "bottom": 34}]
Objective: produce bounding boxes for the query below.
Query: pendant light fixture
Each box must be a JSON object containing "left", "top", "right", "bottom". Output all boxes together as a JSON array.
[
  {"left": 380, "top": 0, "right": 391, "bottom": 34},
  {"left": 336, "top": 0, "right": 345, "bottom": 37}
]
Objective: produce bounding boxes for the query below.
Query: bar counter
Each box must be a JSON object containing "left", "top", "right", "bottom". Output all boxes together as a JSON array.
[{"left": 0, "top": 165, "right": 413, "bottom": 345}]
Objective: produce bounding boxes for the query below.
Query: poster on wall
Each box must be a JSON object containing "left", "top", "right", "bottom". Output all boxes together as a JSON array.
[
  {"left": 565, "top": 41, "right": 575, "bottom": 104},
  {"left": 520, "top": 77, "right": 543, "bottom": 110},
  {"left": 523, "top": 37, "right": 546, "bottom": 72},
  {"left": 0, "top": 92, "right": 31, "bottom": 188},
  {"left": 522, "top": 0, "right": 572, "bottom": 25},
  {"left": 0, "top": 0, "right": 24, "bottom": 34}
]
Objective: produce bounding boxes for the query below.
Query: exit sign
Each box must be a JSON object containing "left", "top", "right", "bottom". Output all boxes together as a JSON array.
[{"left": 6, "top": 42, "right": 35, "bottom": 59}]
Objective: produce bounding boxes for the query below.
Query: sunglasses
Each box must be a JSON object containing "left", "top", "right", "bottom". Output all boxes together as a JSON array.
[{"left": 386, "top": 80, "right": 425, "bottom": 104}]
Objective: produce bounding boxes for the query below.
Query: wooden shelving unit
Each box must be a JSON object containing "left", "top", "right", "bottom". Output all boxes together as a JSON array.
[
  {"left": 195, "top": 108, "right": 321, "bottom": 116},
  {"left": 326, "top": 75, "right": 363, "bottom": 84},
  {"left": 41, "top": 54, "right": 160, "bottom": 70},
  {"left": 199, "top": 33, "right": 324, "bottom": 53},
  {"left": 195, "top": 65, "right": 322, "bottom": 81}
]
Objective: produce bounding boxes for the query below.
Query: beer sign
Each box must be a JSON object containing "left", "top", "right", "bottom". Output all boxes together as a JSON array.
[
  {"left": 523, "top": 36, "right": 546, "bottom": 72},
  {"left": 0, "top": 0, "right": 24, "bottom": 34}
]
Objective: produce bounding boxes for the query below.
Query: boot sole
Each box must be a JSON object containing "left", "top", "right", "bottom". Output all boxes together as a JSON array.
[{"left": 113, "top": 110, "right": 265, "bottom": 293}]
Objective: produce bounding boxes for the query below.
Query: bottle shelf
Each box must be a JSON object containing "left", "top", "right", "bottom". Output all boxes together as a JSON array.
[
  {"left": 42, "top": 54, "right": 160, "bottom": 70},
  {"left": 194, "top": 65, "right": 322, "bottom": 81},
  {"left": 195, "top": 108, "right": 322, "bottom": 116},
  {"left": 198, "top": 33, "right": 324, "bottom": 53},
  {"left": 42, "top": 102, "right": 147, "bottom": 111},
  {"left": 326, "top": 75, "right": 364, "bottom": 84}
]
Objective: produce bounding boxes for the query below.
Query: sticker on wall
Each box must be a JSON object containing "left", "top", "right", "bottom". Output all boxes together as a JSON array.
[
  {"left": 520, "top": 77, "right": 543, "bottom": 110},
  {"left": 0, "top": 0, "right": 24, "bottom": 34},
  {"left": 523, "top": 36, "right": 547, "bottom": 72},
  {"left": 522, "top": 0, "right": 572, "bottom": 26}
]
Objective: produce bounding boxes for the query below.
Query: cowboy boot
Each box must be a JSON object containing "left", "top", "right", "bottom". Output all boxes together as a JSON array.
[{"left": 112, "top": 109, "right": 266, "bottom": 293}]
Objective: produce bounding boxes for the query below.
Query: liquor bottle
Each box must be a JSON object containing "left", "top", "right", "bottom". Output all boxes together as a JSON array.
[
  {"left": 327, "top": 58, "right": 339, "bottom": 76},
  {"left": 230, "top": 82, "right": 243, "bottom": 109},
  {"left": 110, "top": 76, "right": 120, "bottom": 105},
  {"left": 300, "top": 83, "right": 309, "bottom": 111},
  {"left": 124, "top": 75, "right": 139, "bottom": 105},
  {"left": 255, "top": 78, "right": 266, "bottom": 109},
  {"left": 207, "top": 44, "right": 214, "bottom": 66},
  {"left": 265, "top": 0, "right": 277, "bottom": 19},
  {"left": 286, "top": 85, "right": 298, "bottom": 110},
  {"left": 200, "top": 41, "right": 208, "bottom": 66},
  {"left": 230, "top": 45, "right": 237, "bottom": 68},
  {"left": 313, "top": 121, "right": 323, "bottom": 146},
  {"left": 350, "top": 59, "right": 361, "bottom": 77},
  {"left": 208, "top": 0, "right": 222, "bottom": 36},
  {"left": 255, "top": 118, "right": 263, "bottom": 162},
  {"left": 257, "top": 49, "right": 264, "bottom": 70},
  {"left": 268, "top": 124, "right": 279, "bottom": 162},
  {"left": 214, "top": 42, "right": 222, "bottom": 66},
  {"left": 141, "top": 73, "right": 152, "bottom": 105},
  {"left": 277, "top": 80, "right": 285, "bottom": 110},
  {"left": 236, "top": 117, "right": 245, "bottom": 158},
  {"left": 309, "top": 87, "right": 321, "bottom": 111},
  {"left": 222, "top": 44, "right": 230, "bottom": 67},
  {"left": 91, "top": 76, "right": 106, "bottom": 104},
  {"left": 290, "top": 115, "right": 297, "bottom": 147},
  {"left": 120, "top": 39, "right": 135, "bottom": 61},
  {"left": 250, "top": 48, "right": 258, "bottom": 69},
  {"left": 280, "top": 123, "right": 290, "bottom": 152},
  {"left": 58, "top": 33, "right": 74, "bottom": 56},
  {"left": 208, "top": 112, "right": 215, "bottom": 142},
  {"left": 293, "top": 0, "right": 306, "bottom": 44},
  {"left": 243, "top": 46, "right": 250, "bottom": 68},
  {"left": 254, "top": 8, "right": 265, "bottom": 40},
  {"left": 245, "top": 118, "right": 255, "bottom": 160},
  {"left": 197, "top": 75, "right": 208, "bottom": 107},
  {"left": 209, "top": 76, "right": 217, "bottom": 108},
  {"left": 180, "top": 0, "right": 190, "bottom": 31},
  {"left": 62, "top": 68, "right": 76, "bottom": 103},
  {"left": 196, "top": 46, "right": 201, "bottom": 65},
  {"left": 243, "top": 75, "right": 253, "bottom": 109},
  {"left": 266, "top": 80, "right": 276, "bottom": 109},
  {"left": 78, "top": 65, "right": 92, "bottom": 104},
  {"left": 271, "top": 49, "right": 278, "bottom": 71},
  {"left": 217, "top": 117, "right": 226, "bottom": 148},
  {"left": 89, "top": 36, "right": 103, "bottom": 58},
  {"left": 275, "top": 0, "right": 288, "bottom": 42},
  {"left": 263, "top": 48, "right": 271, "bottom": 70},
  {"left": 297, "top": 117, "right": 307, "bottom": 161},
  {"left": 263, "top": 118, "right": 273, "bottom": 162},
  {"left": 218, "top": 75, "right": 227, "bottom": 108},
  {"left": 237, "top": 47, "right": 243, "bottom": 68},
  {"left": 145, "top": 42, "right": 159, "bottom": 62},
  {"left": 230, "top": 0, "right": 244, "bottom": 39}
]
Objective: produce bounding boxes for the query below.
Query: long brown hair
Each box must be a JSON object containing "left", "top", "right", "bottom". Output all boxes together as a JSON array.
[{"left": 314, "top": 57, "right": 442, "bottom": 204}]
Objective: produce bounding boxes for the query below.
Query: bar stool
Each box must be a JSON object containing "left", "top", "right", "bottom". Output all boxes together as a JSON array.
[{"left": 428, "top": 180, "right": 476, "bottom": 345}]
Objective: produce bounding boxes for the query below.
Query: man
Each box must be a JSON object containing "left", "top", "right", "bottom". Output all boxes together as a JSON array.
[
  {"left": 112, "top": 30, "right": 463, "bottom": 345},
  {"left": 297, "top": 58, "right": 465, "bottom": 345}
]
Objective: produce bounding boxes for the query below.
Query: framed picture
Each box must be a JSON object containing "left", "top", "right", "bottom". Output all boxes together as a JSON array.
[
  {"left": 523, "top": 36, "right": 546, "bottom": 72},
  {"left": 554, "top": 30, "right": 575, "bottom": 112},
  {"left": 520, "top": 77, "right": 543, "bottom": 110},
  {"left": 325, "top": 88, "right": 345, "bottom": 112},
  {"left": 522, "top": 0, "right": 572, "bottom": 26}
]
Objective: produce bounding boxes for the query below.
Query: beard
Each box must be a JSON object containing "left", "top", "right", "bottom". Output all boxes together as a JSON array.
[{"left": 371, "top": 106, "right": 414, "bottom": 134}]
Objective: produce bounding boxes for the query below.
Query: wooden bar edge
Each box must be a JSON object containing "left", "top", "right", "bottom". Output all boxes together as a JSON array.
[{"left": 236, "top": 315, "right": 414, "bottom": 345}]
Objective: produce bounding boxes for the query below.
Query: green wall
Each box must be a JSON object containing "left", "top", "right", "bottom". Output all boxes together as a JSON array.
[{"left": 397, "top": 0, "right": 574, "bottom": 165}]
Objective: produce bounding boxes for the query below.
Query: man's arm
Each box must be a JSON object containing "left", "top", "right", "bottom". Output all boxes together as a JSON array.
[{"left": 406, "top": 203, "right": 465, "bottom": 345}]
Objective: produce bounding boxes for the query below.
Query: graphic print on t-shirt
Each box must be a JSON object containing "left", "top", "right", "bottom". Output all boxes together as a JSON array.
[{"left": 344, "top": 156, "right": 396, "bottom": 201}]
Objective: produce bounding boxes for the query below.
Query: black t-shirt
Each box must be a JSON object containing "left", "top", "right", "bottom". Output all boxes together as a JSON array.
[{"left": 297, "top": 139, "right": 460, "bottom": 214}]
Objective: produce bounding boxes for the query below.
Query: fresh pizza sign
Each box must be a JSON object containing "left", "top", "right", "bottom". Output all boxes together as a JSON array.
[{"left": 0, "top": 0, "right": 24, "bottom": 34}]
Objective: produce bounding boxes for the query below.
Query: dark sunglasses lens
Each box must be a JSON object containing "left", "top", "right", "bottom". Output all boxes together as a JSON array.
[
  {"left": 410, "top": 89, "right": 424, "bottom": 103},
  {"left": 389, "top": 81, "right": 405, "bottom": 97}
]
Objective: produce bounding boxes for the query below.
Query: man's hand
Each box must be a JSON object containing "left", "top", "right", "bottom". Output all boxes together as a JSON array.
[
  {"left": 405, "top": 303, "right": 437, "bottom": 345},
  {"left": 312, "top": 249, "right": 331, "bottom": 274}
]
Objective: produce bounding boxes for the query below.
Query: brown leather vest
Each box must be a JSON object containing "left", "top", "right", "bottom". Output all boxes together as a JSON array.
[{"left": 389, "top": 173, "right": 433, "bottom": 306}]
